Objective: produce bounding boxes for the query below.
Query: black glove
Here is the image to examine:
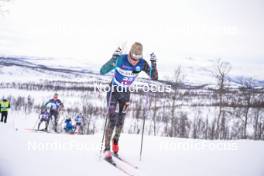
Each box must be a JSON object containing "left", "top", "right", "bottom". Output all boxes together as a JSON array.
[
  {"left": 150, "top": 52, "right": 157, "bottom": 62},
  {"left": 113, "top": 47, "right": 123, "bottom": 57}
]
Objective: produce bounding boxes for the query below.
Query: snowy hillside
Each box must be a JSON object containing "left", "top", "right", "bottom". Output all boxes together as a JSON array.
[
  {"left": 1, "top": 56, "right": 264, "bottom": 87},
  {"left": 0, "top": 56, "right": 104, "bottom": 82},
  {"left": 1, "top": 56, "right": 264, "bottom": 140},
  {"left": 1, "top": 121, "right": 264, "bottom": 176}
]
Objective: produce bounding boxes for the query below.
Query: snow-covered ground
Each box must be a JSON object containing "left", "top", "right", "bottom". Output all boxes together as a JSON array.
[{"left": 1, "top": 114, "right": 264, "bottom": 176}]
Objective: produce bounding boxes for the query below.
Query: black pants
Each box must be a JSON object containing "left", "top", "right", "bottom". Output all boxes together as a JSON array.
[
  {"left": 104, "top": 88, "right": 130, "bottom": 150},
  {"left": 47, "top": 110, "right": 59, "bottom": 132},
  {"left": 1, "top": 111, "right": 8, "bottom": 123},
  {"left": 37, "top": 118, "right": 49, "bottom": 131}
]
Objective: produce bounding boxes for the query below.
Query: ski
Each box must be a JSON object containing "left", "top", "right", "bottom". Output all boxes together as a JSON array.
[
  {"left": 104, "top": 158, "right": 134, "bottom": 176},
  {"left": 24, "top": 128, "right": 75, "bottom": 135},
  {"left": 112, "top": 153, "right": 139, "bottom": 169},
  {"left": 24, "top": 128, "right": 49, "bottom": 133}
]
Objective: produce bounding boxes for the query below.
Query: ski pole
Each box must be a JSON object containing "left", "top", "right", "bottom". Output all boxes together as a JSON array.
[
  {"left": 33, "top": 114, "right": 40, "bottom": 130},
  {"left": 99, "top": 85, "right": 113, "bottom": 160},
  {"left": 140, "top": 90, "right": 149, "bottom": 161}
]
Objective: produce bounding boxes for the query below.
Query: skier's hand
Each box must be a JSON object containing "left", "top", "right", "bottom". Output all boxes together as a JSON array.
[
  {"left": 60, "top": 107, "right": 65, "bottom": 112},
  {"left": 150, "top": 52, "right": 157, "bottom": 62},
  {"left": 113, "top": 47, "right": 123, "bottom": 57}
]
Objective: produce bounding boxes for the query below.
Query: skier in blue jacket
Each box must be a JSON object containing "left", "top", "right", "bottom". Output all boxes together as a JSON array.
[
  {"left": 74, "top": 113, "right": 83, "bottom": 134},
  {"left": 45, "top": 93, "right": 64, "bottom": 132},
  {"left": 100, "top": 42, "right": 158, "bottom": 159},
  {"left": 64, "top": 117, "right": 74, "bottom": 133}
]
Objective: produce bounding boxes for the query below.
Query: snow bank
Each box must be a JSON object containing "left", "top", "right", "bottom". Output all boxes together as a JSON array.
[{"left": 1, "top": 123, "right": 264, "bottom": 176}]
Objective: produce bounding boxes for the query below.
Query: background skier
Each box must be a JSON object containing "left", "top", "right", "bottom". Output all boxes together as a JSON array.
[
  {"left": 37, "top": 109, "right": 50, "bottom": 131},
  {"left": 100, "top": 42, "right": 158, "bottom": 159},
  {"left": 74, "top": 113, "right": 84, "bottom": 134},
  {"left": 64, "top": 117, "right": 74, "bottom": 133},
  {"left": 45, "top": 93, "right": 64, "bottom": 132}
]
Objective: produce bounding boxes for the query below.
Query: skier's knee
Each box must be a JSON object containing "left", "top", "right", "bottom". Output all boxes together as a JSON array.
[
  {"left": 116, "top": 113, "right": 126, "bottom": 127},
  {"left": 109, "top": 119, "right": 116, "bottom": 129},
  {"left": 108, "top": 104, "right": 116, "bottom": 115}
]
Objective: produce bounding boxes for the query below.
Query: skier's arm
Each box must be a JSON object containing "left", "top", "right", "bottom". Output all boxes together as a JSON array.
[
  {"left": 100, "top": 47, "right": 122, "bottom": 75},
  {"left": 143, "top": 54, "right": 158, "bottom": 80},
  {"left": 100, "top": 56, "right": 118, "bottom": 75},
  {"left": 59, "top": 100, "right": 64, "bottom": 110},
  {"left": 44, "top": 100, "right": 53, "bottom": 110},
  {"left": 44, "top": 99, "right": 51, "bottom": 106}
]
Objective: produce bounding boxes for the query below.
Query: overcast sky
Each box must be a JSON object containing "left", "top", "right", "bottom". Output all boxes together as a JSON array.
[{"left": 0, "top": 0, "right": 263, "bottom": 78}]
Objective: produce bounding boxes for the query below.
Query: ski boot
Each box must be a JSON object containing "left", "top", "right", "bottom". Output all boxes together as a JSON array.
[
  {"left": 104, "top": 148, "right": 112, "bottom": 161},
  {"left": 112, "top": 138, "right": 119, "bottom": 155}
]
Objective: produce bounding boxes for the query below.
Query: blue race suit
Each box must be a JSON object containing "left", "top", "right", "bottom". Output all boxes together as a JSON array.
[{"left": 100, "top": 54, "right": 158, "bottom": 150}]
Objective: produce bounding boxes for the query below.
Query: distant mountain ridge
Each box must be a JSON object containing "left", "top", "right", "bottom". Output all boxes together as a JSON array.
[{"left": 0, "top": 56, "right": 263, "bottom": 88}]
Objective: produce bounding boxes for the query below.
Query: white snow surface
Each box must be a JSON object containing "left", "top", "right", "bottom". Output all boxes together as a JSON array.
[{"left": 0, "top": 114, "right": 264, "bottom": 176}]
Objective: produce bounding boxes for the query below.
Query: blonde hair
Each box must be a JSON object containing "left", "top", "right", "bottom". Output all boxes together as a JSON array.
[{"left": 130, "top": 42, "right": 143, "bottom": 54}]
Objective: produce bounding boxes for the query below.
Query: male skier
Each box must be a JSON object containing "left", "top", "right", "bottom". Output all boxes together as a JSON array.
[{"left": 100, "top": 42, "right": 158, "bottom": 159}]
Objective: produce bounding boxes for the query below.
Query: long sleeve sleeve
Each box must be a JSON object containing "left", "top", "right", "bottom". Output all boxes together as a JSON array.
[
  {"left": 100, "top": 56, "right": 119, "bottom": 75},
  {"left": 58, "top": 100, "right": 64, "bottom": 109},
  {"left": 143, "top": 60, "right": 158, "bottom": 80},
  {"left": 44, "top": 99, "right": 51, "bottom": 106}
]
